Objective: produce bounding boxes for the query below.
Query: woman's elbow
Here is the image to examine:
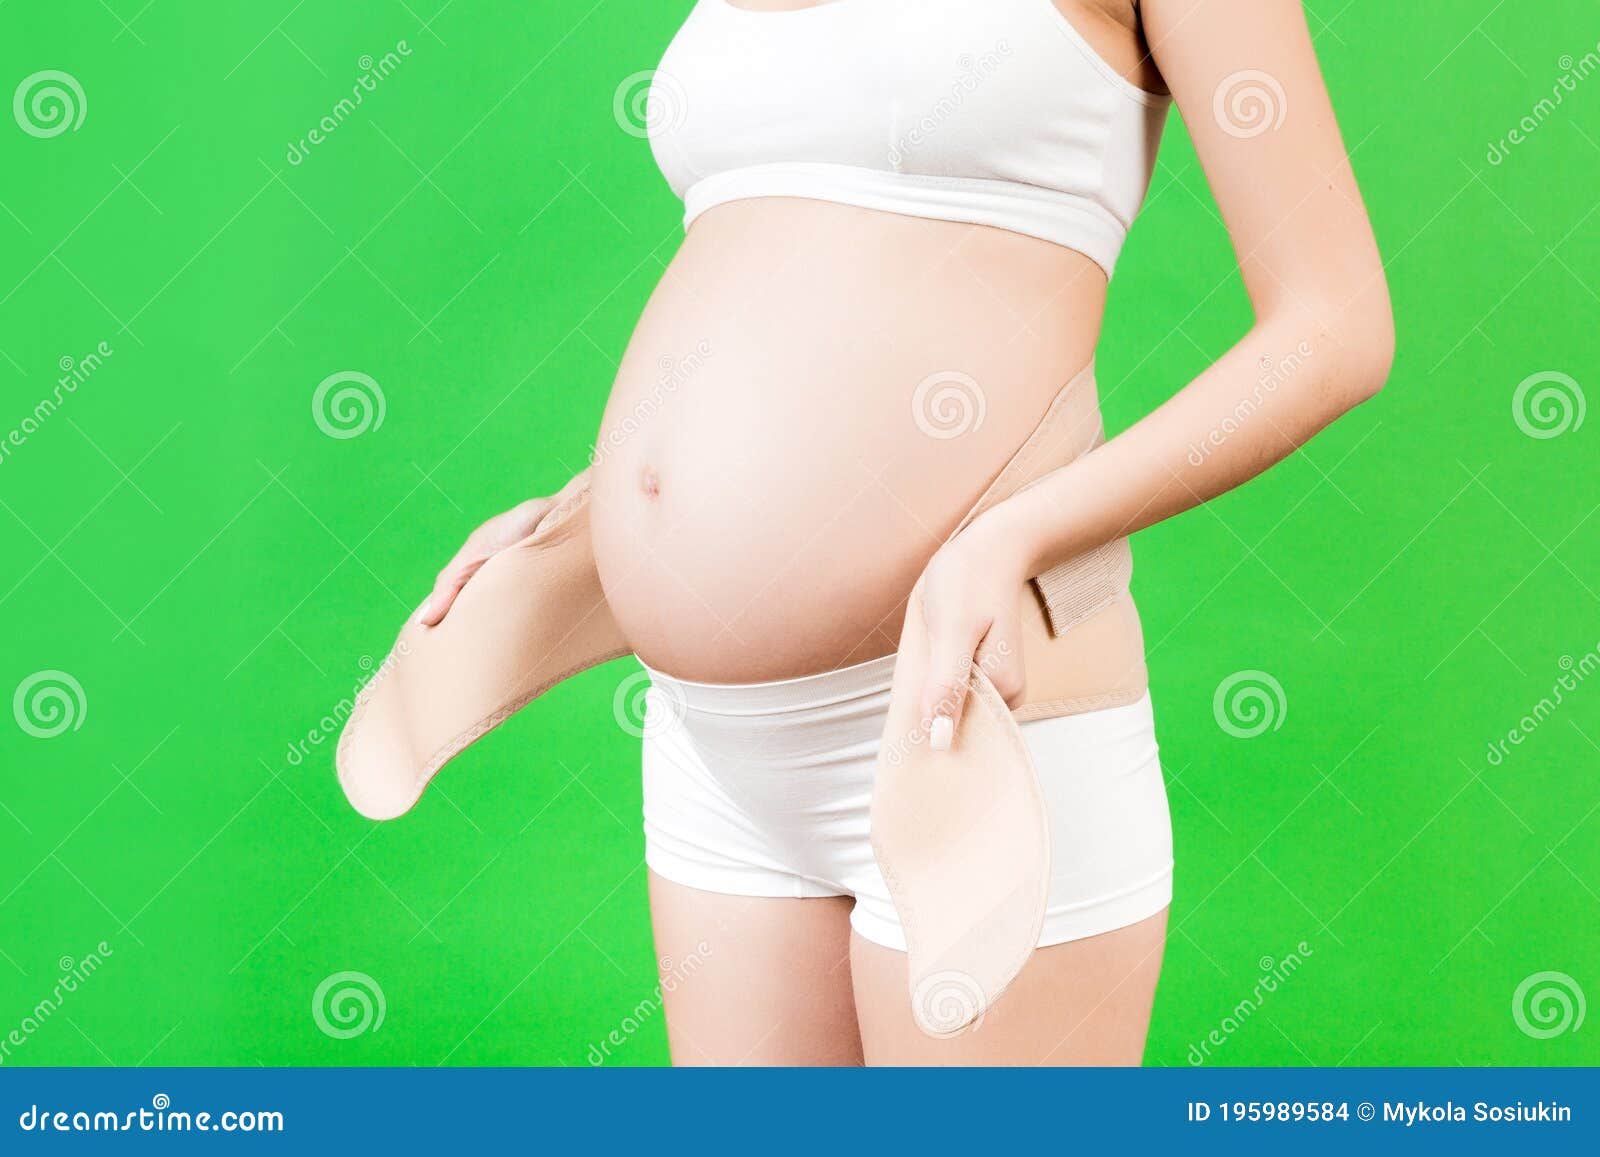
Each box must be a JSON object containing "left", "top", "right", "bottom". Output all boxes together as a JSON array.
[
  {"left": 1300, "top": 286, "right": 1395, "bottom": 411},
  {"left": 1333, "top": 268, "right": 1396, "bottom": 404},
  {"left": 1346, "top": 301, "right": 1396, "bottom": 403}
]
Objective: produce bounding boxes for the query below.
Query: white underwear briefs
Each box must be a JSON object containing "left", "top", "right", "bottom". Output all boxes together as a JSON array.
[{"left": 640, "top": 653, "right": 1173, "bottom": 953}]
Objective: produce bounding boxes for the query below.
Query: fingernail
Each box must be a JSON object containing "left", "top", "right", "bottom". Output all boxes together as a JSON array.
[
  {"left": 930, "top": 713, "right": 953, "bottom": 752},
  {"left": 415, "top": 598, "right": 434, "bottom": 624}
]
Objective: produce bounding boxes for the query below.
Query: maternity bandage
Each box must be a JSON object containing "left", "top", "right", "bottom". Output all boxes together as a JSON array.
[
  {"left": 336, "top": 489, "right": 631, "bottom": 821},
  {"left": 336, "top": 356, "right": 1141, "bottom": 1034},
  {"left": 336, "top": 362, "right": 1145, "bottom": 1033},
  {"left": 649, "top": 0, "right": 1170, "bottom": 276},
  {"left": 336, "top": 362, "right": 1139, "bottom": 817}
]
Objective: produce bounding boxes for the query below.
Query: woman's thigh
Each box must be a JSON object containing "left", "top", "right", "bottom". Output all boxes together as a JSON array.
[
  {"left": 850, "top": 908, "right": 1169, "bottom": 1066},
  {"left": 647, "top": 872, "right": 864, "bottom": 1066}
]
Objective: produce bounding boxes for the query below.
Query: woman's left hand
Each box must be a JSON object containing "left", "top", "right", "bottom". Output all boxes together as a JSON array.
[{"left": 914, "top": 511, "right": 1033, "bottom": 750}]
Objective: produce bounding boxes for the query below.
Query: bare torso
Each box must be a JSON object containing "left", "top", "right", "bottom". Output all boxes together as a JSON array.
[{"left": 588, "top": 1, "right": 1160, "bottom": 683}]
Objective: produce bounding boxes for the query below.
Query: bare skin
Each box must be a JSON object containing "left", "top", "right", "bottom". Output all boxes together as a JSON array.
[
  {"left": 647, "top": 874, "right": 865, "bottom": 1066},
  {"left": 587, "top": 200, "right": 1108, "bottom": 682},
  {"left": 650, "top": 871, "right": 1167, "bottom": 1066},
  {"left": 424, "top": 0, "right": 1394, "bottom": 1065}
]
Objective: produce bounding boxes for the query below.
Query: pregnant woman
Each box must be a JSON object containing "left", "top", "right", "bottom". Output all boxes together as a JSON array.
[{"left": 411, "top": 0, "right": 1392, "bottom": 1065}]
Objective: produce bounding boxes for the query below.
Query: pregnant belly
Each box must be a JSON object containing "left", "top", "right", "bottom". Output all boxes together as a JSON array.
[{"left": 589, "top": 199, "right": 1108, "bottom": 683}]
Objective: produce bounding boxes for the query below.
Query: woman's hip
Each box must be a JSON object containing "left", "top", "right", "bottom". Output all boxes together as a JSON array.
[{"left": 638, "top": 654, "right": 1172, "bottom": 951}]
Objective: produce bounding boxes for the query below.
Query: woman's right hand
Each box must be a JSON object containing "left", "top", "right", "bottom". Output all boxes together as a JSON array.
[{"left": 416, "top": 469, "right": 590, "bottom": 627}]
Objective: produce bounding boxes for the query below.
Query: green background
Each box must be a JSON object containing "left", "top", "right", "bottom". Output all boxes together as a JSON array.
[{"left": 2, "top": 0, "right": 1596, "bottom": 1067}]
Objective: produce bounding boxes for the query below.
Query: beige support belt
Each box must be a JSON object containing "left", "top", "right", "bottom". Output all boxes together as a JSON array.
[
  {"left": 335, "top": 487, "right": 629, "bottom": 821},
  {"left": 336, "top": 359, "right": 1141, "bottom": 1037},
  {"left": 867, "top": 363, "right": 1138, "bottom": 1036}
]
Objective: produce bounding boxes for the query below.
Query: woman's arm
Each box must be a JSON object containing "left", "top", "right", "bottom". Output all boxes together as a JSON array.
[{"left": 917, "top": 0, "right": 1394, "bottom": 737}]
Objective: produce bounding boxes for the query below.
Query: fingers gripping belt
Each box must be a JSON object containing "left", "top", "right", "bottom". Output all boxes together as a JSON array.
[
  {"left": 870, "top": 359, "right": 1134, "bottom": 1036},
  {"left": 870, "top": 595, "right": 1050, "bottom": 1038}
]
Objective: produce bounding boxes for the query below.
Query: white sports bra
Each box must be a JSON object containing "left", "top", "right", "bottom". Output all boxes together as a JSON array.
[{"left": 647, "top": 0, "right": 1170, "bottom": 276}]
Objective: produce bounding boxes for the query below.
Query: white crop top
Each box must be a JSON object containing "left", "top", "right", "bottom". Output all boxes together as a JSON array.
[{"left": 647, "top": 0, "right": 1170, "bottom": 276}]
